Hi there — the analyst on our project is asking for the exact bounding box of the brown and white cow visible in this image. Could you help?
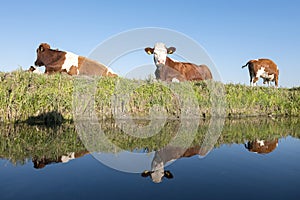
[34,43,117,77]
[32,150,90,169]
[242,58,279,87]
[141,145,209,183]
[245,139,278,154]
[145,43,213,82]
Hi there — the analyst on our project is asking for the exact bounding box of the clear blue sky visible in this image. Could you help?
[0,0,299,87]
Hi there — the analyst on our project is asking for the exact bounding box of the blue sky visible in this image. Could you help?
[0,0,299,87]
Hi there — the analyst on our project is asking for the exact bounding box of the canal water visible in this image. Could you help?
[0,117,299,200]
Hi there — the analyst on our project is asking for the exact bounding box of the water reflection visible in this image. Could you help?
[32,150,89,169]
[0,117,299,171]
[245,139,278,154]
[0,123,87,167]
[141,145,205,183]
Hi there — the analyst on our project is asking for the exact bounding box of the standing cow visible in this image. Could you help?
[145,42,213,82]
[242,58,279,87]
[34,43,117,77]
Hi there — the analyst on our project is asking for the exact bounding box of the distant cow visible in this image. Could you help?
[34,43,117,77]
[145,43,213,82]
[245,139,278,154]
[242,58,279,87]
[141,145,209,183]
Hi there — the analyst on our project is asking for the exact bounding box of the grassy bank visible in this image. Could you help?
[0,70,300,123]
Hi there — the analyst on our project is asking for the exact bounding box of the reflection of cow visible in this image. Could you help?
[32,150,89,169]
[245,139,278,154]
[141,145,209,183]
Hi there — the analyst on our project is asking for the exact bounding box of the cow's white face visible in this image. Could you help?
[145,43,176,68]
[153,43,168,67]
[151,160,165,183]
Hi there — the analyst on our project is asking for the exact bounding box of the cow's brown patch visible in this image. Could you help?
[164,57,213,81]
[68,65,78,75]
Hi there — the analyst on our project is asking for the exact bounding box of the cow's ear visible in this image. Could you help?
[38,43,50,52]
[164,170,174,179]
[145,47,154,55]
[39,46,45,52]
[167,47,176,54]
[141,170,152,177]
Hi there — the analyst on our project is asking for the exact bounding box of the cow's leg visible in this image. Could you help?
[275,75,278,88]
[263,78,270,86]
[250,75,254,86]
[249,70,255,86]
[253,77,259,86]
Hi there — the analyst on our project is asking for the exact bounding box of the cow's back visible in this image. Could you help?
[198,64,213,80]
[78,57,117,77]
[179,63,212,81]
[257,59,278,71]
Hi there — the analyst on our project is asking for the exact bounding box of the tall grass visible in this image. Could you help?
[0,70,299,123]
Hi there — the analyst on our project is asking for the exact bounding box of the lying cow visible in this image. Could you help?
[34,43,117,77]
[245,139,278,154]
[32,150,89,169]
[242,58,279,87]
[145,43,213,82]
[141,145,209,183]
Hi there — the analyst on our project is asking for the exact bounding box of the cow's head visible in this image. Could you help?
[141,158,173,183]
[34,43,51,66]
[145,43,176,67]
[141,169,173,183]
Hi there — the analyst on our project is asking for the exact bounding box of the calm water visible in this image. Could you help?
[0,117,300,200]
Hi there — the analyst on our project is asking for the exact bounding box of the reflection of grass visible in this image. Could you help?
[1,117,299,166]
[102,119,180,151]
[0,70,300,123]
[0,123,86,166]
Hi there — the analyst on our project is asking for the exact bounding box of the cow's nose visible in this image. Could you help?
[158,59,164,64]
[34,60,40,66]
